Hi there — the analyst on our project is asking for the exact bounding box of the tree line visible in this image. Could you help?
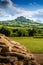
[0,26,43,37]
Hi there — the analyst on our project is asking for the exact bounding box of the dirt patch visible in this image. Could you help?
[34,53,43,65]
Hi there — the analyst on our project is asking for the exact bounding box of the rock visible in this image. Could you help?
[0,34,40,65]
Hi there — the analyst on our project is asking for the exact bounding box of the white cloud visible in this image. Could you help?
[0,9,12,17]
[0,0,43,23]
[13,9,43,23]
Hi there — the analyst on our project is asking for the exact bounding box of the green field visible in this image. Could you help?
[9,37,43,53]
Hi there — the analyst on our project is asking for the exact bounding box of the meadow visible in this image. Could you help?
[9,37,43,53]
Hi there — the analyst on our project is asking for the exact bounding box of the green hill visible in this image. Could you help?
[0,16,43,29]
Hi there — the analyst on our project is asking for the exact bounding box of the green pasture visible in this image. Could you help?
[9,37,43,53]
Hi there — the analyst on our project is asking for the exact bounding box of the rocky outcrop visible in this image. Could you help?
[0,34,40,65]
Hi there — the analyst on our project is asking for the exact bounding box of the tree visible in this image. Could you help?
[0,27,12,36]
[28,29,37,36]
[17,29,28,37]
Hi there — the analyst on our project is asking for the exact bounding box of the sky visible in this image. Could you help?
[0,0,43,23]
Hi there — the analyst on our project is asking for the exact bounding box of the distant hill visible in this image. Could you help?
[15,16,35,23]
[14,16,41,26]
[0,16,43,28]
[15,16,27,22]
[14,16,40,24]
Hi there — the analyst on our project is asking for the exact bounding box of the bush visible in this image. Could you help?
[17,29,28,37]
[28,29,37,36]
[0,27,12,36]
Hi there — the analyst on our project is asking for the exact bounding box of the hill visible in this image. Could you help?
[0,16,43,29]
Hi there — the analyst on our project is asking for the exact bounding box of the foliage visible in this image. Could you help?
[0,16,43,37]
[0,26,43,37]
[17,29,28,36]
[0,27,12,36]
[28,29,37,36]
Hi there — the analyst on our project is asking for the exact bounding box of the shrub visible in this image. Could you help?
[17,29,28,37]
[0,27,12,36]
[28,29,37,36]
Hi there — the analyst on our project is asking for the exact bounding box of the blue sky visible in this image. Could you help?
[0,0,43,23]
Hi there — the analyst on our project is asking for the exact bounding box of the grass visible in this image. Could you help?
[9,37,43,53]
